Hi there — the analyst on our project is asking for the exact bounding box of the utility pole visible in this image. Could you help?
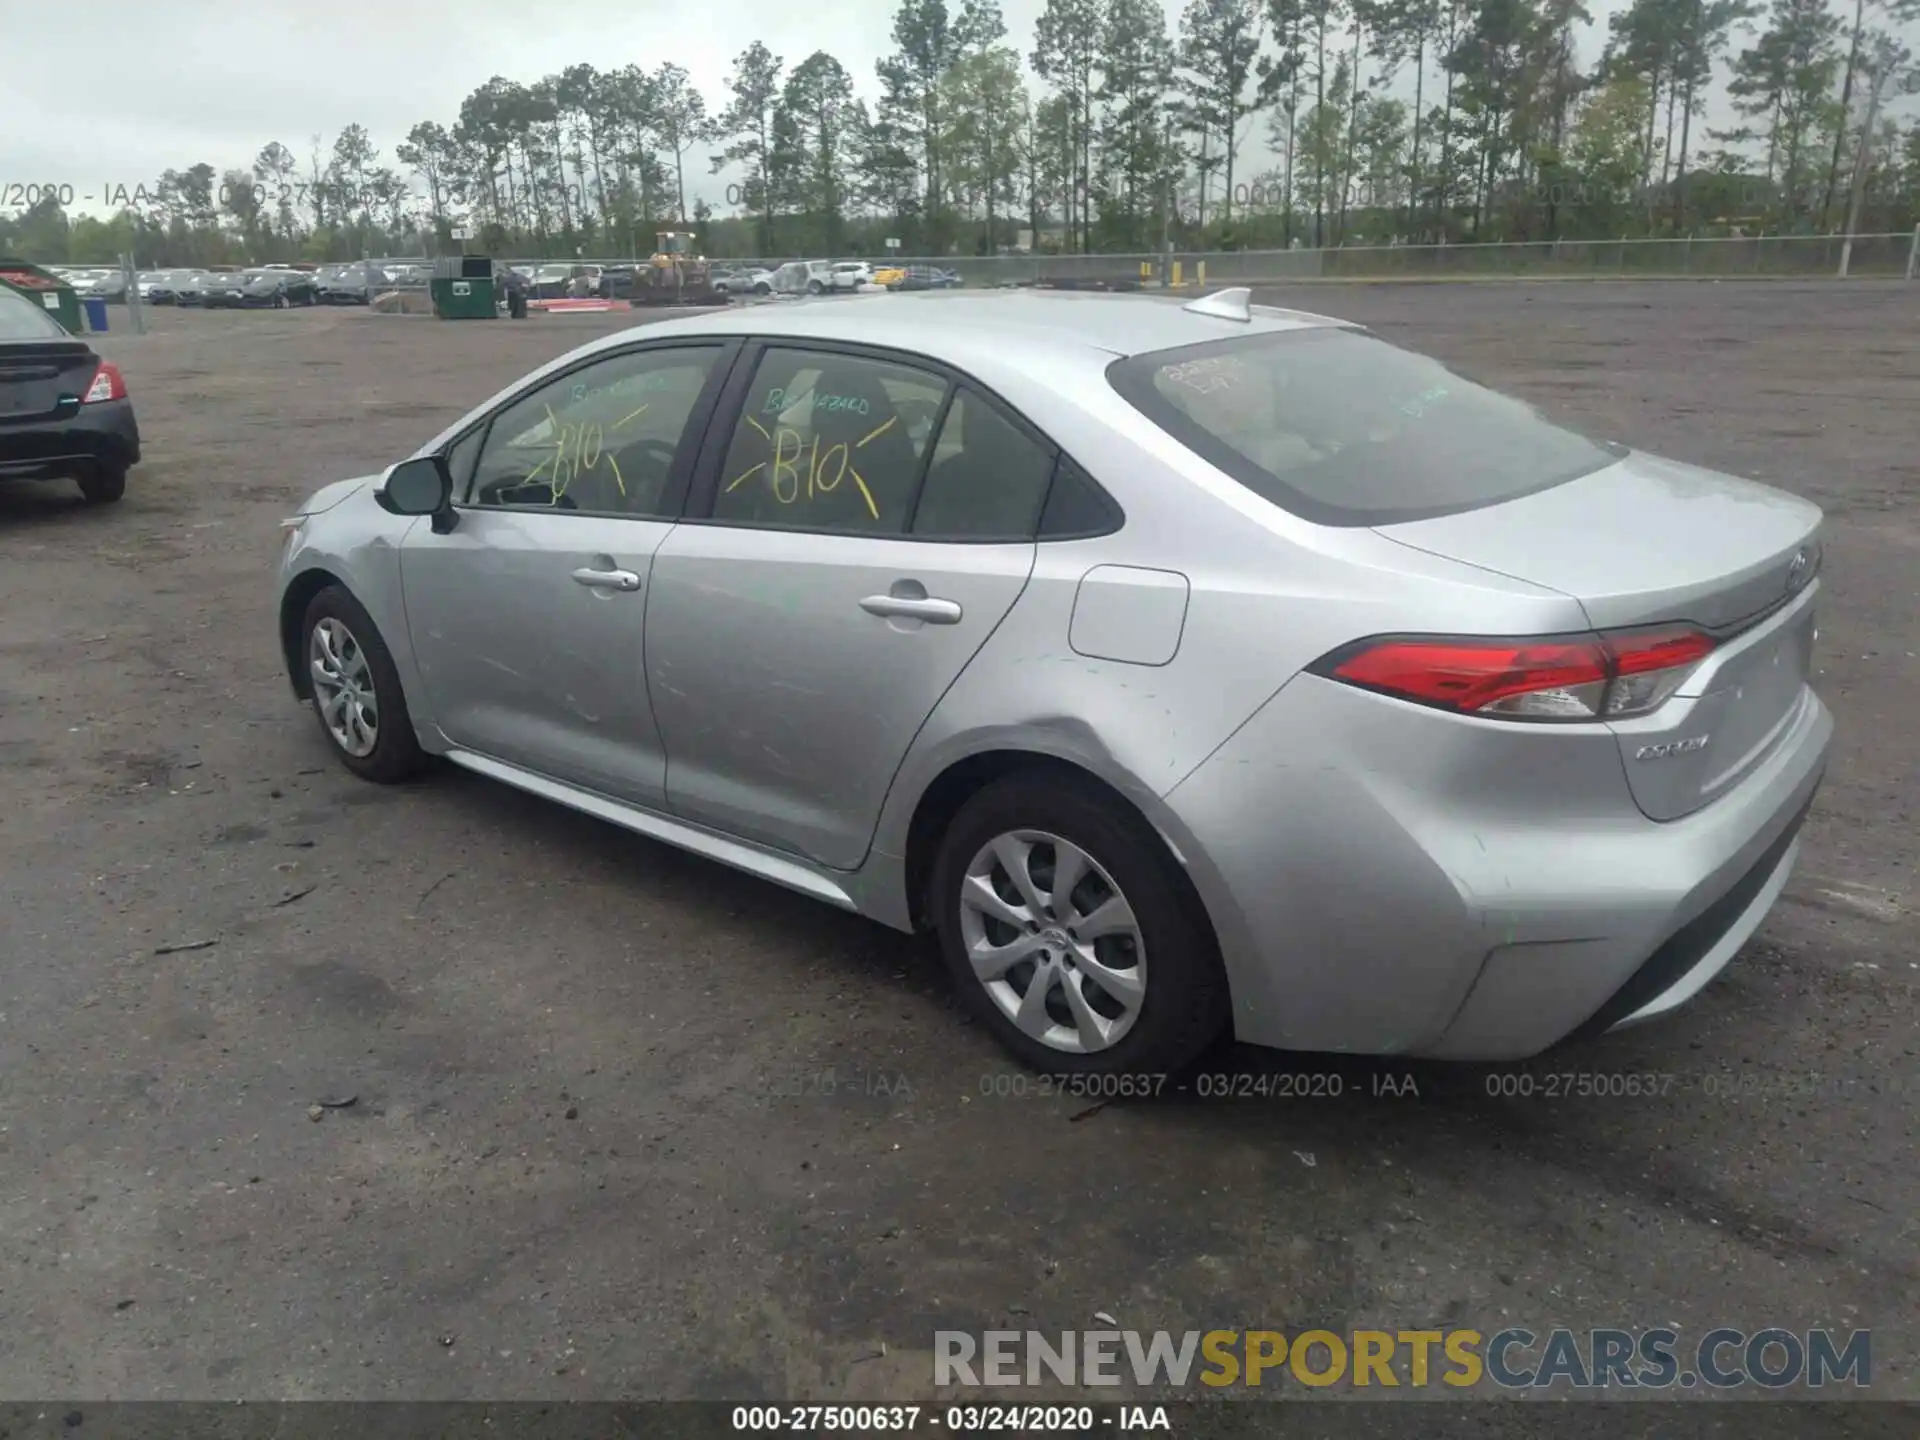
[1838,43,1899,278]
[1835,84,1880,277]
[1161,114,1175,287]
[122,252,145,334]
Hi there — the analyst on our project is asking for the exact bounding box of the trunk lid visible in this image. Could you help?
[0,341,98,424]
[1375,450,1824,821]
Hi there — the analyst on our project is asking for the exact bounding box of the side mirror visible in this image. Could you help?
[376,455,457,532]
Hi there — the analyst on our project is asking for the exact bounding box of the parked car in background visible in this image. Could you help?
[712,266,774,296]
[599,265,639,299]
[829,261,874,291]
[895,265,963,291]
[82,271,130,303]
[172,271,215,307]
[137,271,182,304]
[200,273,252,309]
[871,264,906,287]
[527,264,604,299]
[0,282,139,504]
[315,263,389,305]
[205,268,319,309]
[769,260,837,296]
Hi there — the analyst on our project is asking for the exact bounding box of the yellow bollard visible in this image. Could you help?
[1197,260,1206,288]
[1171,261,1183,288]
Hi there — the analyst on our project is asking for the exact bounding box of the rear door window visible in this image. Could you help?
[710,347,946,534]
[1107,328,1618,527]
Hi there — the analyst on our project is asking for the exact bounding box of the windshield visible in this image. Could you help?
[1107,327,1617,528]
[0,287,70,340]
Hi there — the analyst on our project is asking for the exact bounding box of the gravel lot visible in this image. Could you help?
[0,284,1912,1412]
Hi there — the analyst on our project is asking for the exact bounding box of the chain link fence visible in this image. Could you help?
[710,231,1920,286]
[353,230,1918,316]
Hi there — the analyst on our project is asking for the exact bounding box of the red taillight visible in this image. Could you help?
[82,361,127,403]
[1315,625,1716,722]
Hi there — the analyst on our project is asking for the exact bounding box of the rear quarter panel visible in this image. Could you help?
[866,346,1591,914]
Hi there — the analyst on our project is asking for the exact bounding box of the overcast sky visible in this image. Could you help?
[0,0,1772,220]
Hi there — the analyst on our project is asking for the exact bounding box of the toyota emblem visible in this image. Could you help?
[1785,547,1811,593]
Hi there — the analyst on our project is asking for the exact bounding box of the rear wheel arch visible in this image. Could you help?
[902,750,1220,949]
[916,753,1233,1072]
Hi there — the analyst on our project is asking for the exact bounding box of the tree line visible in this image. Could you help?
[5,0,1918,268]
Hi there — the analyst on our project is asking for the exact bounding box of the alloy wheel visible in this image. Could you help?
[957,829,1147,1054]
[309,617,379,757]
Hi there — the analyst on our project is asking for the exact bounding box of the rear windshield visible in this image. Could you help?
[1107,328,1617,527]
[0,287,69,340]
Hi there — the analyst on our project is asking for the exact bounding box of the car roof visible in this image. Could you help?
[624,288,1353,362]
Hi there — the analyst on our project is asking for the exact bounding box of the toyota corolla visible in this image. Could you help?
[273,288,1831,1075]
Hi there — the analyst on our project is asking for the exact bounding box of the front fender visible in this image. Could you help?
[278,490,436,741]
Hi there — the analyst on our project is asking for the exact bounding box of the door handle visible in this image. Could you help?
[572,566,642,592]
[860,593,963,624]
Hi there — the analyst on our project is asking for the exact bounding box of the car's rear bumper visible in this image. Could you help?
[0,398,142,479]
[1161,674,1833,1059]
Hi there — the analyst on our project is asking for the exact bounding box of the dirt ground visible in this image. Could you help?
[0,285,1913,1413]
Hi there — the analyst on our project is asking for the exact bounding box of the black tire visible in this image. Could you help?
[930,772,1229,1077]
[76,464,126,504]
[299,584,426,783]
[807,279,824,295]
[754,282,771,295]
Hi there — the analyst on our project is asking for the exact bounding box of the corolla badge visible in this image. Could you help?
[1636,735,1711,761]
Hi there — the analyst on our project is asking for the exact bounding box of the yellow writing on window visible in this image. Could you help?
[726,421,884,521]
[521,402,626,503]
[771,428,803,503]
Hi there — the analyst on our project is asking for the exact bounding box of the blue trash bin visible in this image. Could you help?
[82,296,109,332]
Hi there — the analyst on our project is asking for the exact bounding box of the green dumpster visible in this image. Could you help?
[430,255,496,319]
[0,258,83,335]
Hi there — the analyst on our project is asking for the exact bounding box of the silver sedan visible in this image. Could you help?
[274,288,1831,1074]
